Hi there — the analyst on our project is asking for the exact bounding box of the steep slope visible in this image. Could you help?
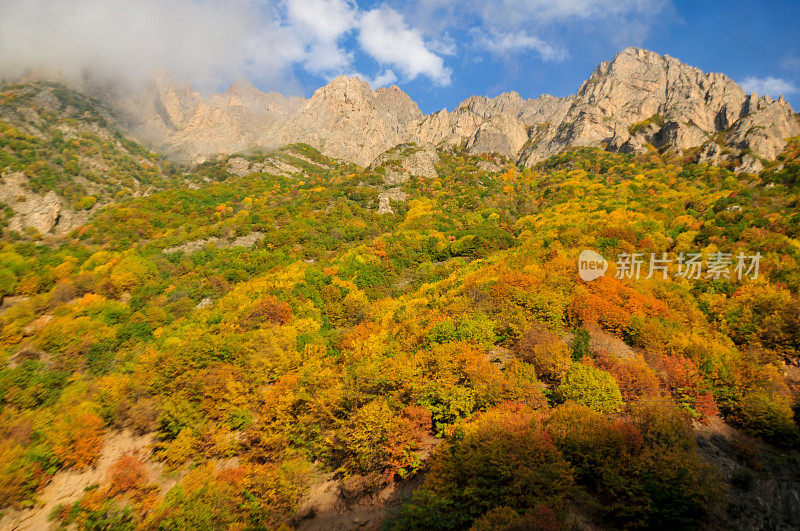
[411,92,572,157]
[276,77,423,166]
[105,73,304,162]
[1,142,799,529]
[4,48,798,238]
[410,48,799,170]
[0,82,185,236]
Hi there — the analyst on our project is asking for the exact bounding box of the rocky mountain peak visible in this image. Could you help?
[225,80,267,106]
[227,79,261,98]
[309,76,421,120]
[520,47,799,169]
[311,75,371,103]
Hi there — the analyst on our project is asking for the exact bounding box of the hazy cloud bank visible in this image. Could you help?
[0,0,450,91]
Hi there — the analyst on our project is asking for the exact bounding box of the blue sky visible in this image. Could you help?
[2,0,799,114]
[301,0,800,113]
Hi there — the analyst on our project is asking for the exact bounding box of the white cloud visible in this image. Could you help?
[430,34,458,56]
[285,0,357,73]
[0,0,289,90]
[740,76,799,97]
[286,0,356,42]
[397,0,670,58]
[358,7,451,85]
[481,32,568,62]
[369,69,399,87]
[0,0,449,91]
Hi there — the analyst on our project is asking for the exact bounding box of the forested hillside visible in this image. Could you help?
[1,103,799,530]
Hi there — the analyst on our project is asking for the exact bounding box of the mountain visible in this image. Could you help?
[3,46,800,530]
[273,77,422,166]
[3,48,799,238]
[94,48,799,172]
[101,73,305,162]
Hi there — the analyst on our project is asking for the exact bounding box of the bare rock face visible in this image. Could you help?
[697,141,725,166]
[729,95,800,161]
[162,231,265,255]
[402,148,439,179]
[277,77,423,166]
[226,155,305,178]
[465,114,529,157]
[109,74,304,162]
[114,75,421,166]
[370,144,436,214]
[408,108,484,151]
[458,92,572,128]
[377,188,407,214]
[409,92,572,160]
[0,172,88,236]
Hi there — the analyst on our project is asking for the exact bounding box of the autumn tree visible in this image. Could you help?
[394,403,574,529]
[555,362,623,413]
[515,323,571,382]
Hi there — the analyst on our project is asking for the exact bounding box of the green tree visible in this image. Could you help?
[555,363,623,413]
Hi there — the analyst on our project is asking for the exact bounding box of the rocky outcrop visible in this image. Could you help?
[0,171,88,236]
[464,114,529,157]
[377,188,407,214]
[110,75,421,166]
[162,231,266,254]
[0,83,179,237]
[408,108,484,151]
[408,92,572,159]
[370,145,439,184]
[226,154,310,178]
[108,74,304,161]
[728,95,800,166]
[276,78,423,166]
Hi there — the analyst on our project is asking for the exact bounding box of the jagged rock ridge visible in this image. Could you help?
[49,48,800,171]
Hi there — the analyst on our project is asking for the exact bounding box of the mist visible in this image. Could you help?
[0,0,299,92]
[0,0,456,96]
